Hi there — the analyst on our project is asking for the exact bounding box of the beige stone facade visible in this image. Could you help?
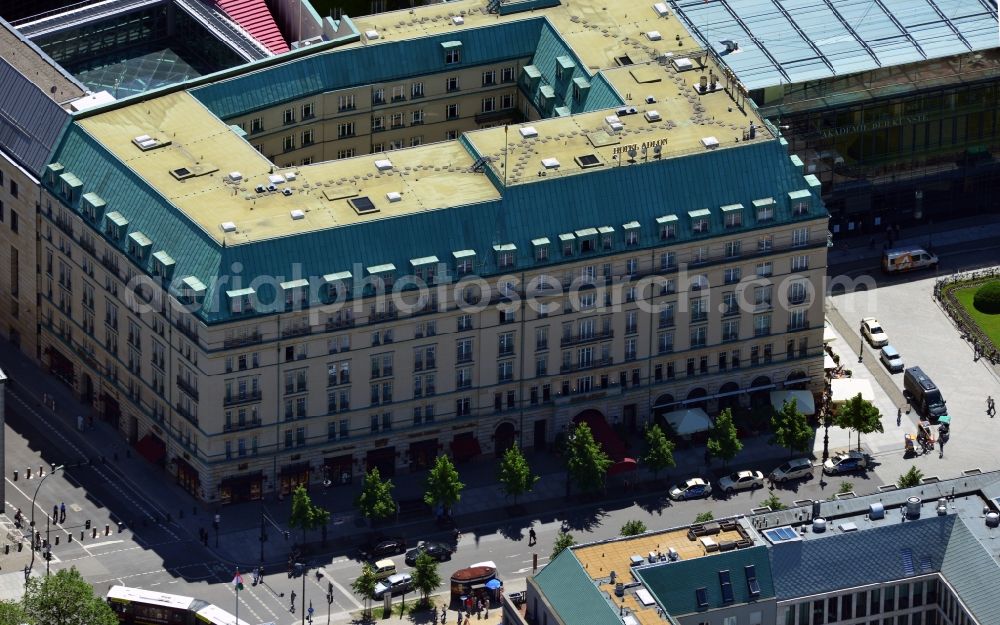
[0,154,39,360]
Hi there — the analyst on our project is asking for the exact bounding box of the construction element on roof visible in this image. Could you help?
[214,0,289,54]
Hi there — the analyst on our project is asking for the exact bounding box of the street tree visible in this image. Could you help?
[564,422,612,495]
[898,466,924,488]
[423,455,465,518]
[497,446,540,505]
[760,492,787,511]
[694,511,715,524]
[21,567,117,625]
[356,468,396,525]
[351,562,379,617]
[288,485,331,543]
[552,531,576,560]
[834,393,884,450]
[642,424,676,482]
[620,520,647,536]
[0,601,26,625]
[410,552,442,607]
[707,408,743,467]
[770,398,814,457]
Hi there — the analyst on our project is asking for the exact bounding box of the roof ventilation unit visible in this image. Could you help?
[672,57,693,72]
[349,196,379,215]
[290,210,305,220]
[574,154,602,169]
[605,115,624,133]
[987,512,1000,528]
[365,29,380,40]
[652,2,668,16]
[701,136,719,149]
[906,497,921,520]
[268,174,286,185]
[646,31,662,41]
[541,158,560,169]
[644,110,661,122]
[812,518,827,533]
[452,15,464,24]
[519,126,538,139]
[284,171,297,181]
[386,192,402,203]
[227,172,243,183]
[220,222,237,233]
[132,134,163,151]
[282,188,293,196]
[374,158,393,172]
[869,502,885,520]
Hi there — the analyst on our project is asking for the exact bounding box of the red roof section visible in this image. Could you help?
[215,0,290,54]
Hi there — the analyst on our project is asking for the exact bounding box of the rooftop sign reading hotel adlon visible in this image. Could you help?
[612,137,668,156]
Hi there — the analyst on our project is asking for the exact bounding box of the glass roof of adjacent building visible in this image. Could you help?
[669,0,999,90]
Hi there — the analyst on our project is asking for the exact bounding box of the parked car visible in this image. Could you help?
[373,573,412,599]
[718,470,765,493]
[903,366,948,420]
[879,345,904,373]
[668,478,712,500]
[405,541,453,565]
[861,317,889,347]
[823,450,868,475]
[359,536,407,561]
[769,458,813,483]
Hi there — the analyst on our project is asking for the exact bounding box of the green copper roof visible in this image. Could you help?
[533,549,620,625]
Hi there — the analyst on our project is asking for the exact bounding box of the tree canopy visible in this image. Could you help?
[497,446,539,505]
[551,531,576,560]
[707,408,743,467]
[642,424,676,480]
[16,567,117,625]
[423,455,465,515]
[834,393,884,450]
[564,422,612,494]
[355,468,396,523]
[770,398,814,457]
[410,552,442,605]
[898,466,924,488]
[351,563,378,615]
[288,485,330,541]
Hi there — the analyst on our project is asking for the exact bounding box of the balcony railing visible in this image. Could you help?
[176,376,199,401]
[175,403,199,426]
[224,390,262,406]
[223,332,262,349]
[560,329,613,347]
[560,357,613,374]
[326,317,355,331]
[224,419,262,432]
[282,325,312,338]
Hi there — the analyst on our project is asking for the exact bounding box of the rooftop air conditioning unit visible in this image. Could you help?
[227,172,243,183]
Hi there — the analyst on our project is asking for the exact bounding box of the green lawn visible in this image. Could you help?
[953,286,1000,349]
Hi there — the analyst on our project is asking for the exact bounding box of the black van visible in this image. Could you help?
[903,366,947,420]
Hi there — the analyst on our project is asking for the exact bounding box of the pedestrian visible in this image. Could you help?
[528,528,536,546]
[53,505,58,521]
[442,606,447,624]
[290,590,296,612]
[988,395,995,417]
[897,408,902,426]
[60,502,66,523]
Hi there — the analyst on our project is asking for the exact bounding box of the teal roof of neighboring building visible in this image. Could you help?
[533,549,621,625]
[636,546,774,616]
[941,517,1000,625]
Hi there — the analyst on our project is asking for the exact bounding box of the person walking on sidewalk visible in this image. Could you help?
[290,590,296,613]
[60,502,66,524]
[528,528,536,546]
[988,395,995,417]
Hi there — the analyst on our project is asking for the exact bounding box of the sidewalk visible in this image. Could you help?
[826,213,1000,268]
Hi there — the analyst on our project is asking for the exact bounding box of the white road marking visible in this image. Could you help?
[329,577,364,610]
[85,540,125,549]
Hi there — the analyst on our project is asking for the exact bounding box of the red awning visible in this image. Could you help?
[609,458,638,475]
[450,437,482,462]
[135,434,166,465]
[574,410,628,461]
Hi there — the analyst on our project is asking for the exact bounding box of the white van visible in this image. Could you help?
[882,247,938,273]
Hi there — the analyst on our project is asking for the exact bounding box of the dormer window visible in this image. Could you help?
[493,243,517,269]
[559,233,575,256]
[656,215,678,240]
[178,275,206,306]
[575,228,598,253]
[59,172,82,203]
[367,264,396,291]
[789,190,811,216]
[721,204,743,228]
[689,209,711,234]
[81,192,105,223]
[410,256,440,284]
[281,279,310,310]
[127,231,152,260]
[532,238,550,262]
[105,211,128,241]
[442,41,462,64]
[555,55,575,80]
[323,271,352,303]
[754,198,775,222]
[598,226,614,250]
[227,287,256,315]
[623,221,640,246]
[151,250,175,279]
[453,250,476,276]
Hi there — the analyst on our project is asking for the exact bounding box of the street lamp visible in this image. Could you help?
[28,464,63,582]
[296,562,308,625]
[822,406,832,462]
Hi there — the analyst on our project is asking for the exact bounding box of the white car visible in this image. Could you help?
[861,317,888,347]
[668,478,712,500]
[769,458,813,483]
[718,470,765,494]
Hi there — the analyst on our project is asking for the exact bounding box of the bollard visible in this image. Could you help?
[68,534,72,543]
[105,524,110,536]
[13,470,17,480]
[92,528,97,539]
[118,522,123,533]
[39,466,43,477]
[4,544,8,554]
[80,531,84,541]
[26,467,31,479]
[55,536,59,545]
[17,542,22,552]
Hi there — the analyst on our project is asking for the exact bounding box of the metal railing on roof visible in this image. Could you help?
[16,0,163,37]
[174,0,271,62]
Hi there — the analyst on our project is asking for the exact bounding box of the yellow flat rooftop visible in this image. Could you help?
[77,0,769,245]
[79,92,501,245]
